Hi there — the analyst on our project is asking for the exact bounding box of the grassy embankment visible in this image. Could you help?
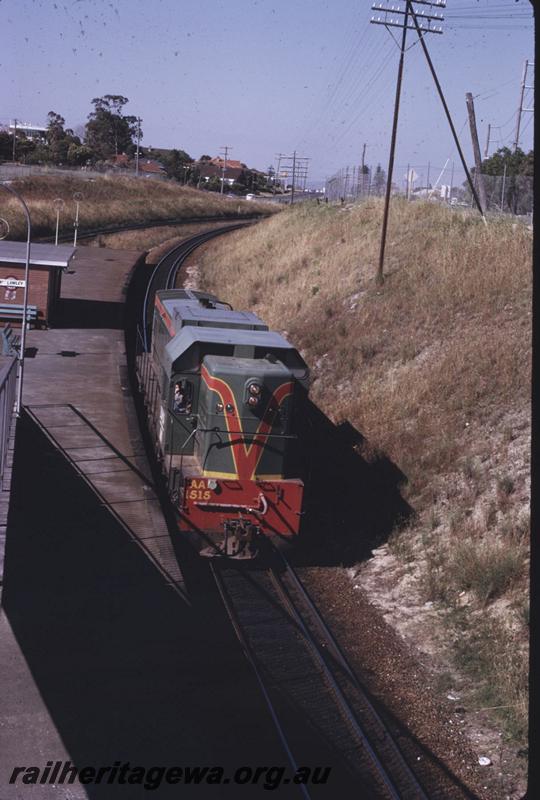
[1,174,274,242]
[195,198,531,742]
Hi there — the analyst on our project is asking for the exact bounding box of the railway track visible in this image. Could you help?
[130,229,451,797]
[140,222,252,351]
[211,552,432,799]
[41,212,265,244]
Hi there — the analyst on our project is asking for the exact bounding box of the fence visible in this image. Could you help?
[325,165,533,216]
[0,358,17,490]
[0,163,167,182]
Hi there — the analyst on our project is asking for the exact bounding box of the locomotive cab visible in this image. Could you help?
[197,354,296,480]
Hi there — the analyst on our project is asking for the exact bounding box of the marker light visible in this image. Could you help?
[216,402,224,413]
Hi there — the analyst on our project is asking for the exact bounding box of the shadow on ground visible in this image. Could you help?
[295,399,412,566]
[53,298,125,329]
[2,412,302,798]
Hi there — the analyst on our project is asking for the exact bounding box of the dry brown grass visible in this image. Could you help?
[0,174,275,241]
[195,197,531,742]
[86,222,223,258]
[196,199,530,484]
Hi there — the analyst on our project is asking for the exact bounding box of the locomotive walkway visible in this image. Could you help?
[0,246,293,799]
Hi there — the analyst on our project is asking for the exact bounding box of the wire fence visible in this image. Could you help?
[325,166,533,216]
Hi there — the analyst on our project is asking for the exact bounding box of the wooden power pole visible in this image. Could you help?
[466,92,488,214]
[12,119,17,163]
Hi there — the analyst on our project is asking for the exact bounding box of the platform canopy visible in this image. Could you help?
[0,241,76,268]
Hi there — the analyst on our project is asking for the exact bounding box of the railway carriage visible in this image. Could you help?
[137,289,309,558]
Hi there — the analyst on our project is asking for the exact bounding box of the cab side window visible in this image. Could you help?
[172,379,193,415]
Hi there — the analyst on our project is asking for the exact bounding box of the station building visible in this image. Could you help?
[0,241,76,327]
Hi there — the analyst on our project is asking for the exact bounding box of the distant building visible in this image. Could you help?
[8,122,47,142]
[110,153,130,168]
[139,159,166,177]
[197,157,245,185]
[108,154,167,178]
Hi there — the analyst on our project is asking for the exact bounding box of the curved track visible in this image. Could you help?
[211,552,432,800]
[140,222,251,351]
[45,213,265,245]
[132,227,434,796]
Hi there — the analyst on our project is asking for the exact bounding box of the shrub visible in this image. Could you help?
[449,538,526,605]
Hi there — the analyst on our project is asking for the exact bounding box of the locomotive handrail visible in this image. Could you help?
[201,426,298,439]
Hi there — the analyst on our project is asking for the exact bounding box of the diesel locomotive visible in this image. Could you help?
[136,288,309,558]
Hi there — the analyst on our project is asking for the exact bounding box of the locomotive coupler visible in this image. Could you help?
[222,520,260,559]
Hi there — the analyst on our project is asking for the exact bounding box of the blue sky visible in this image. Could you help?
[1,0,534,186]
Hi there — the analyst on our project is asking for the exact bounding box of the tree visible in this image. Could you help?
[481,146,533,178]
[204,176,222,192]
[12,133,36,163]
[85,95,139,159]
[67,143,95,166]
[0,132,13,161]
[161,148,193,182]
[199,154,212,162]
[46,111,66,145]
[467,147,534,214]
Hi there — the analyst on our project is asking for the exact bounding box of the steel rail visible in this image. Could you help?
[40,213,266,244]
[267,565,403,800]
[141,223,251,351]
[271,559,432,800]
[209,562,314,800]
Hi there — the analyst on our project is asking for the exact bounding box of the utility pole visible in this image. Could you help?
[371,1,411,283]
[275,153,285,194]
[361,143,367,197]
[220,145,231,194]
[12,119,17,162]
[501,163,507,213]
[484,123,491,159]
[135,117,141,176]
[370,0,446,283]
[406,163,411,198]
[406,5,486,222]
[466,92,488,214]
[277,153,309,204]
[290,150,296,205]
[513,59,534,152]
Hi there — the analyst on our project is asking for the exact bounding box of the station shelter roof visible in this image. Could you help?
[0,241,76,268]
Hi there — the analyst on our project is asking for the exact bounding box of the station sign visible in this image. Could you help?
[0,278,26,288]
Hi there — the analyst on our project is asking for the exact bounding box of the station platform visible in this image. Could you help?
[0,246,286,798]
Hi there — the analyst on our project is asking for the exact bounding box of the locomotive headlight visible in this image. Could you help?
[249,383,261,396]
[247,395,259,407]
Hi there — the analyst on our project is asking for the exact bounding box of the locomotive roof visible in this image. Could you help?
[159,296,267,332]
[164,326,309,384]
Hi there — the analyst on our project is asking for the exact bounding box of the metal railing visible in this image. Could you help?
[0,358,17,489]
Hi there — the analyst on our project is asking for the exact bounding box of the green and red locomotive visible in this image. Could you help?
[137,289,309,558]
